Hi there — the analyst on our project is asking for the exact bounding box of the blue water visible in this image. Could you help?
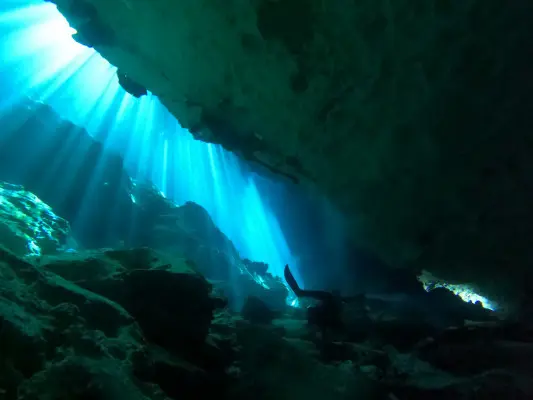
[0,0,301,281]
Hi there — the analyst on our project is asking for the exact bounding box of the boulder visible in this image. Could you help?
[41,247,224,360]
[241,296,276,324]
[0,182,70,257]
[0,246,166,399]
[0,245,232,399]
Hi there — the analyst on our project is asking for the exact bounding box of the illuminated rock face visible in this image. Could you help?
[0,182,70,256]
[49,0,533,303]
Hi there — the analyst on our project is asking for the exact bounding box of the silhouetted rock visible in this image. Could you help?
[0,98,134,249]
[127,181,289,310]
[242,259,268,276]
[117,69,148,98]
[241,296,275,324]
[213,269,289,312]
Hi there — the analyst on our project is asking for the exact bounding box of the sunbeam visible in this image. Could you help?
[0,0,297,279]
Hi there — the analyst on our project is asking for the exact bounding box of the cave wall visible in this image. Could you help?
[48,0,533,304]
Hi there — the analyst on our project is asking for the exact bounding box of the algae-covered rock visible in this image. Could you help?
[0,182,70,257]
[230,323,383,400]
[2,243,532,399]
[0,246,224,399]
[17,355,168,400]
[0,246,165,399]
[41,247,226,361]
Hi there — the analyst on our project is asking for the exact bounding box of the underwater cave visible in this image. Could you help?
[0,0,532,398]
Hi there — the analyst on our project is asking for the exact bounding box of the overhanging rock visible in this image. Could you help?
[48,0,533,305]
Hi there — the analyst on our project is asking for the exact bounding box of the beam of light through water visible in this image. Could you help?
[0,1,498,312]
[0,0,297,280]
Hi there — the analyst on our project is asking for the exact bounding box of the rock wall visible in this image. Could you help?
[46,0,533,304]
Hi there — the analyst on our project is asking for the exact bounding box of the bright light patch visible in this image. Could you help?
[419,271,496,311]
[22,4,78,46]
[0,182,67,256]
[0,1,123,122]
[288,297,299,308]
[240,179,296,277]
[1,2,90,88]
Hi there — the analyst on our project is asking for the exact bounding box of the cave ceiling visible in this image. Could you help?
[47,0,533,305]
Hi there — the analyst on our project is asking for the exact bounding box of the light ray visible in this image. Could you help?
[0,0,297,286]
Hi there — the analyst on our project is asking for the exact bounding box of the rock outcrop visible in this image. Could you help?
[0,186,529,398]
[0,182,70,257]
[0,100,288,310]
[2,244,532,399]
[38,247,222,362]
[0,246,214,399]
[126,181,290,310]
[47,0,533,305]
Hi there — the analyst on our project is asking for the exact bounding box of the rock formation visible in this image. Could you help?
[2,243,532,398]
[0,182,69,257]
[0,99,288,309]
[46,0,533,306]
[0,245,218,399]
[0,97,133,249]
[0,179,531,398]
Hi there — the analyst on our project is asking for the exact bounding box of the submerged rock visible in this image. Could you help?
[0,245,376,399]
[0,98,133,249]
[129,181,289,310]
[0,245,230,399]
[230,324,383,400]
[2,242,532,399]
[0,182,70,257]
[0,246,163,399]
[241,296,276,324]
[41,247,223,360]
